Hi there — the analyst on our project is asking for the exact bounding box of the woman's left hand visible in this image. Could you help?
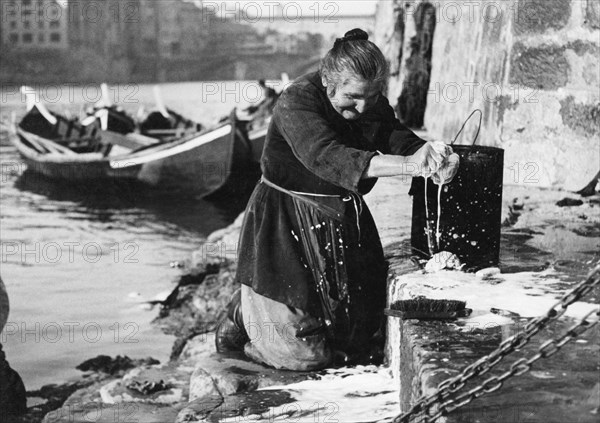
[432,153,460,185]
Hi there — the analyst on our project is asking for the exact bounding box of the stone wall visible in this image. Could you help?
[375,0,599,190]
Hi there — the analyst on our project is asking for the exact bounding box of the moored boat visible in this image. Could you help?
[86,85,204,142]
[9,101,259,198]
[139,108,204,142]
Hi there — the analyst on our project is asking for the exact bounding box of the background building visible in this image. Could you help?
[1,0,68,50]
[0,0,376,84]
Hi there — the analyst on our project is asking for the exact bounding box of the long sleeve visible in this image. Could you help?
[359,95,426,156]
[274,84,377,193]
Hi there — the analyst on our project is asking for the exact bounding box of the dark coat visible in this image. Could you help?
[235,71,425,347]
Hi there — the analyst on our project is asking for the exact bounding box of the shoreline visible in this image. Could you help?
[9,181,599,423]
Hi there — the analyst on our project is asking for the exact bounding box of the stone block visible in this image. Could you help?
[567,40,600,57]
[559,96,600,138]
[509,43,569,90]
[513,0,571,35]
[585,0,600,29]
[189,367,221,402]
[43,403,181,423]
[582,60,599,86]
[97,364,192,405]
[176,396,223,423]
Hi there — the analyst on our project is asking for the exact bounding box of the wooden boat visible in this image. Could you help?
[89,105,204,141]
[93,84,268,162]
[139,108,203,142]
[86,85,203,142]
[84,105,137,135]
[81,84,136,135]
[138,86,204,142]
[9,102,259,198]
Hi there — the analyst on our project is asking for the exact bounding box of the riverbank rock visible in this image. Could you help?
[76,355,160,376]
[98,363,193,405]
[176,396,224,423]
[185,335,313,400]
[153,261,241,363]
[43,403,183,423]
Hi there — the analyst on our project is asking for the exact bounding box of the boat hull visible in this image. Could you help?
[11,117,258,198]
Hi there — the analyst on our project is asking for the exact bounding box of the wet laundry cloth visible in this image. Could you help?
[234,71,426,369]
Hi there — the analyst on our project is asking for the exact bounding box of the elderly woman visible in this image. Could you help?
[218,29,458,370]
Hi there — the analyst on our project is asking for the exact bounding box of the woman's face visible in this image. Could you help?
[323,75,381,120]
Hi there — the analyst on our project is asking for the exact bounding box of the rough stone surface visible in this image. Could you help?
[203,390,294,422]
[43,403,182,423]
[189,368,221,402]
[396,2,436,128]
[567,40,600,57]
[152,260,238,342]
[586,0,600,29]
[419,0,514,149]
[395,315,600,423]
[75,355,160,375]
[176,396,224,423]
[582,60,599,86]
[559,96,600,137]
[496,95,519,127]
[509,43,570,90]
[189,351,313,399]
[179,332,217,364]
[500,91,599,191]
[378,0,598,192]
[97,364,192,405]
[512,0,572,35]
[374,0,407,105]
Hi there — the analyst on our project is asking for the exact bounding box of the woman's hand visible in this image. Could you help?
[362,141,456,179]
[408,141,453,177]
[432,152,460,185]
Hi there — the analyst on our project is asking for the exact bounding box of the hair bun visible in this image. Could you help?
[344,28,369,41]
[333,28,369,48]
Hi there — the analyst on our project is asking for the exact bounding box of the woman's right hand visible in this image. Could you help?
[407,141,452,177]
[362,142,453,179]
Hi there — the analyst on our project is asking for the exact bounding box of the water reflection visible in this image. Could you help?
[1,113,252,390]
[13,169,250,235]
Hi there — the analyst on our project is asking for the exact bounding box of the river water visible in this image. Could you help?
[0,81,262,390]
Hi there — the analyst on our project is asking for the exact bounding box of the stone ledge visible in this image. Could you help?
[385,188,599,422]
[389,310,599,422]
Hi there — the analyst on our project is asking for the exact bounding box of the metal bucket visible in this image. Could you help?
[409,144,504,270]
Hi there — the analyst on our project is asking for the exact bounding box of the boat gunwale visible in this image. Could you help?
[12,120,234,166]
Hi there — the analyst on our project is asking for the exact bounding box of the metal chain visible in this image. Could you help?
[394,264,600,423]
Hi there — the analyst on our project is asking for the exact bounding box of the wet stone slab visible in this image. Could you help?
[386,257,599,422]
[403,317,600,423]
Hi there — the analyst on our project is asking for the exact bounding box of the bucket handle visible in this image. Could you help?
[451,109,482,147]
